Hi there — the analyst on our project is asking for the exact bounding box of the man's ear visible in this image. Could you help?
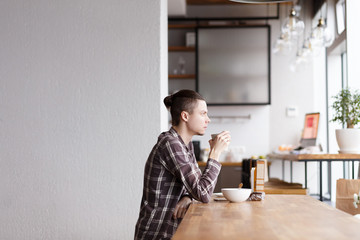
[180,111,190,122]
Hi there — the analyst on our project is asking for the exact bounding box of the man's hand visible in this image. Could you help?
[209,131,231,160]
[173,196,192,219]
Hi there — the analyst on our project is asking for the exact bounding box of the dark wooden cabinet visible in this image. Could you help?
[168,21,271,105]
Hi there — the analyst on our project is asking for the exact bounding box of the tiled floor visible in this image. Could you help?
[309,194,336,207]
[323,200,336,207]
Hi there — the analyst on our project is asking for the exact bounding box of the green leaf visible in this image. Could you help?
[330,89,360,128]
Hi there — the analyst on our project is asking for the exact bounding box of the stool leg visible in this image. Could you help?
[320,161,323,201]
[304,161,307,189]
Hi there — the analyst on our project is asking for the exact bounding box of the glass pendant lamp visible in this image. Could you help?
[282,7,305,40]
[273,32,293,55]
[300,38,313,59]
[298,2,313,60]
[310,17,334,48]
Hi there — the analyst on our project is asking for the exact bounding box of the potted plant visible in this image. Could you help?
[331,88,360,153]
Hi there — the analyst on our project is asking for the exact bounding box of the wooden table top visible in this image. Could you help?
[267,153,360,161]
[172,195,360,240]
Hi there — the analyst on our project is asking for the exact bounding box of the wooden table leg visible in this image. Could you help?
[290,161,293,183]
[304,161,307,189]
[319,160,323,201]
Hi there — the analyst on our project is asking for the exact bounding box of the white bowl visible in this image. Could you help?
[221,188,251,202]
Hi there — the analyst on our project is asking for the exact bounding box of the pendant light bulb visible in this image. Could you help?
[281,8,305,40]
[301,38,313,59]
[273,33,293,55]
[310,17,334,48]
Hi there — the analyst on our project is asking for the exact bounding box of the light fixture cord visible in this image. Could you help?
[320,0,324,18]
[294,0,299,8]
[297,28,301,50]
[325,0,328,23]
[302,0,306,40]
[279,3,284,33]
[296,0,303,50]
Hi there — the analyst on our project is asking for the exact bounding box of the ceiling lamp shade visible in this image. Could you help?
[281,8,305,40]
[310,17,334,48]
[229,0,293,3]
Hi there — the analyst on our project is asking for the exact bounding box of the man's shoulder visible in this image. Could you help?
[157,130,182,147]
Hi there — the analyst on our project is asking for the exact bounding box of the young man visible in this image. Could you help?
[134,90,231,240]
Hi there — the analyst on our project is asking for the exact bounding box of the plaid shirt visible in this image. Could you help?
[134,127,221,240]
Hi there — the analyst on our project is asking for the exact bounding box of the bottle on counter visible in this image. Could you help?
[201,148,210,162]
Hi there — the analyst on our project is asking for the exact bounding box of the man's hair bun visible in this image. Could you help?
[163,95,173,108]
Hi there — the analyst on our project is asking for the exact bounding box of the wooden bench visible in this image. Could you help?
[264,178,308,195]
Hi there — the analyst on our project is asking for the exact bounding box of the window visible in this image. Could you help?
[341,52,347,88]
[336,0,346,34]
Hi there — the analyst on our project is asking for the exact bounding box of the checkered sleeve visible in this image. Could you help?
[162,139,221,203]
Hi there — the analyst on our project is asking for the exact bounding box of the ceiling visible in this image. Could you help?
[168,0,287,17]
[170,0,322,18]
[186,0,291,4]
[186,0,322,17]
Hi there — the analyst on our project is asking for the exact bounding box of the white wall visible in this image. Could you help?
[347,0,360,90]
[193,106,270,159]
[0,1,167,239]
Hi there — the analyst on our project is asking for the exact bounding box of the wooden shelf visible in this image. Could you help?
[169,74,196,79]
[168,24,197,29]
[169,46,195,52]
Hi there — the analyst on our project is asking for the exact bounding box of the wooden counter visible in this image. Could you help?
[172,195,360,240]
[267,153,360,161]
[267,153,360,201]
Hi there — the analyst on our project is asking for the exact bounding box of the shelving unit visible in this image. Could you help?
[168,22,197,93]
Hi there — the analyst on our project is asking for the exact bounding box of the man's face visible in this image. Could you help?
[186,100,210,136]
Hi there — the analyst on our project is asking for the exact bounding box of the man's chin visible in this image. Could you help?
[196,131,205,136]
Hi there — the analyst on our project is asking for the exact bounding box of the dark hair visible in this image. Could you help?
[164,90,205,126]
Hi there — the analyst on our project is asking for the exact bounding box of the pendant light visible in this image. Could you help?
[281,6,305,41]
[309,1,333,49]
[289,0,310,72]
[273,3,293,55]
[299,0,313,60]
[273,32,293,55]
[310,17,334,48]
[301,38,313,59]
